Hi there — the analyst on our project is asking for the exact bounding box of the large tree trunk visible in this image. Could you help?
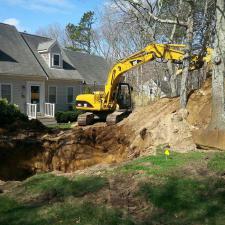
[168,0,183,97]
[167,22,178,97]
[209,0,225,129]
[180,3,194,108]
[193,0,225,150]
[167,62,178,97]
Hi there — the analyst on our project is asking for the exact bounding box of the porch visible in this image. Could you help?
[26,102,57,126]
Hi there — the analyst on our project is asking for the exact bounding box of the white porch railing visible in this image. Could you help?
[27,103,37,119]
[44,103,55,118]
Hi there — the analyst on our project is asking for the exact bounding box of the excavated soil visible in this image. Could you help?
[121,79,212,154]
[0,125,131,180]
[0,79,212,180]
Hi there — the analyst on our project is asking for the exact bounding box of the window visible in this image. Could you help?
[1,84,12,103]
[53,54,60,66]
[67,87,74,104]
[49,86,57,103]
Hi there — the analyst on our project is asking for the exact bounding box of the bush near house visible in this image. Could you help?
[0,99,28,126]
[55,110,81,123]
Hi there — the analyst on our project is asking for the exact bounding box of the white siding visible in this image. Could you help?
[46,80,82,111]
[0,75,45,113]
[0,75,104,114]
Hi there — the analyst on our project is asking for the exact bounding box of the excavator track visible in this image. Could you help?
[77,112,94,126]
[106,109,131,125]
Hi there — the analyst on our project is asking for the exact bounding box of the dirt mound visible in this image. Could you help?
[121,99,195,153]
[186,79,212,128]
[120,79,212,153]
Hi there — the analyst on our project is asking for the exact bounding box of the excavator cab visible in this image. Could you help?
[105,83,133,125]
[116,83,132,110]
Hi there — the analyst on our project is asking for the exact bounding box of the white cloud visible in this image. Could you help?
[3,18,24,31]
[4,0,75,14]
[3,18,20,26]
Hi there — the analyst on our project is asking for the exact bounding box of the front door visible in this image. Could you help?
[27,82,45,114]
[31,85,40,112]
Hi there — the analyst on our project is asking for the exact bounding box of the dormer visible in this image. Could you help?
[37,40,62,69]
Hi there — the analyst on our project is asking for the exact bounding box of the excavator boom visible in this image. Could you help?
[103,44,188,109]
[76,43,211,125]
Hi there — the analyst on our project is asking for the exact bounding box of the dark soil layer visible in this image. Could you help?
[0,125,131,181]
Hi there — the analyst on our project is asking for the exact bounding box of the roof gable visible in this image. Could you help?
[21,33,83,80]
[37,39,57,52]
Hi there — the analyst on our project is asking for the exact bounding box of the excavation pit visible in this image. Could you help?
[0,125,131,181]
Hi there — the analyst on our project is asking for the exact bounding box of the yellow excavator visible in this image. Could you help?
[76,43,211,125]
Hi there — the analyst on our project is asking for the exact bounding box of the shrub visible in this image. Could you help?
[0,99,28,126]
[55,110,80,123]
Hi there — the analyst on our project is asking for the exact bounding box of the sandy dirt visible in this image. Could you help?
[120,79,211,154]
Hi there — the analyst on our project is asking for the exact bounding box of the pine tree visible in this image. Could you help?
[66,11,95,54]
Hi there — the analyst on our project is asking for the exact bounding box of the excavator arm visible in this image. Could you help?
[76,43,211,125]
[103,44,188,109]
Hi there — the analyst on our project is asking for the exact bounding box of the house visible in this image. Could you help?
[142,79,168,100]
[0,23,109,121]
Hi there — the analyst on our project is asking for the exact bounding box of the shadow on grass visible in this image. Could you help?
[0,196,135,225]
[208,152,225,173]
[139,177,225,225]
[23,173,107,198]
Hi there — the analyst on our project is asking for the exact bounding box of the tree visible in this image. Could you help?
[209,0,225,129]
[113,0,215,107]
[179,0,195,108]
[66,11,95,54]
[92,2,151,63]
[36,23,68,47]
[193,0,225,150]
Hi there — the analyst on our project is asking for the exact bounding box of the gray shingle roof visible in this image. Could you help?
[0,23,108,83]
[64,49,109,85]
[21,33,83,81]
[0,23,46,77]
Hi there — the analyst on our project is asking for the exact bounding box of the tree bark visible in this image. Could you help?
[168,0,183,97]
[208,0,225,129]
[167,62,177,97]
[180,2,194,108]
[167,11,178,97]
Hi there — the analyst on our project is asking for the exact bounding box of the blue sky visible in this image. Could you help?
[0,0,106,33]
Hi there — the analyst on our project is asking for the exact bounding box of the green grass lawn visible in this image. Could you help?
[117,150,225,224]
[118,150,205,176]
[208,152,225,172]
[139,176,225,225]
[0,196,134,225]
[0,174,134,225]
[23,173,107,198]
[0,151,225,225]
